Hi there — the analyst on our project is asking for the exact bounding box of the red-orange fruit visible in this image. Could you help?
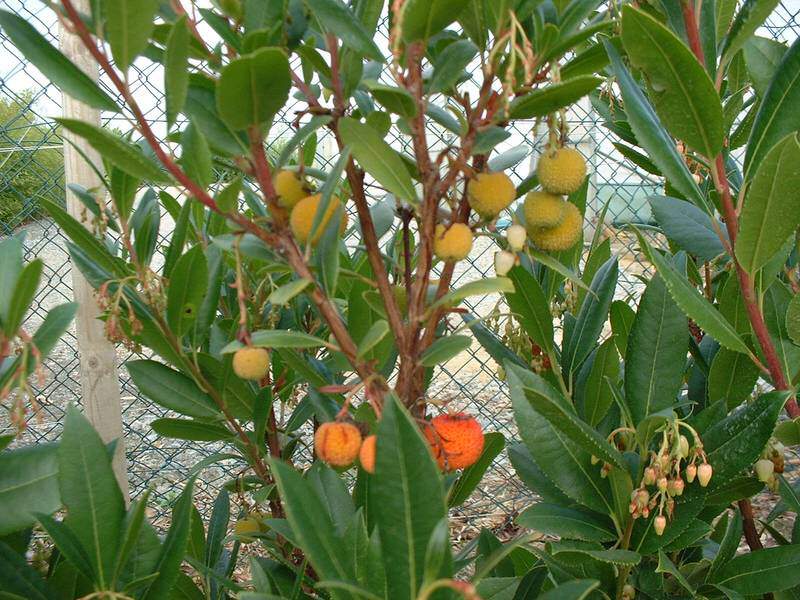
[359,434,377,474]
[315,422,362,468]
[424,413,484,471]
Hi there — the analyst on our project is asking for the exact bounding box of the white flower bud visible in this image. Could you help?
[494,251,516,276]
[754,458,775,483]
[505,224,527,251]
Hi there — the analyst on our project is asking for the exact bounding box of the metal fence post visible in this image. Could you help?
[59,0,129,501]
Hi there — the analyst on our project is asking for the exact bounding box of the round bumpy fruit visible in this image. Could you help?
[529,202,583,252]
[359,434,377,474]
[315,421,363,468]
[524,191,567,229]
[424,413,484,471]
[467,171,516,219]
[434,223,473,262]
[290,194,348,245]
[273,170,308,208]
[232,346,270,381]
[536,147,587,195]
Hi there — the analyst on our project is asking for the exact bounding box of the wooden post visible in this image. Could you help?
[60,1,129,501]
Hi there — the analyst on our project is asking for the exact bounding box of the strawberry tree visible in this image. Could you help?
[0,0,799,599]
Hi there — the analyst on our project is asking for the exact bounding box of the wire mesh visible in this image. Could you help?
[1,1,798,533]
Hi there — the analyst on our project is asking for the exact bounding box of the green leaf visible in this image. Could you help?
[0,444,60,536]
[621,6,723,157]
[166,246,208,336]
[419,335,472,367]
[509,76,602,119]
[277,116,332,168]
[112,492,151,585]
[656,549,695,595]
[270,460,354,589]
[357,320,390,360]
[0,540,58,600]
[509,365,626,470]
[745,37,800,179]
[127,360,220,419]
[0,236,22,331]
[36,513,95,581]
[562,258,618,376]
[610,300,635,357]
[744,36,787,97]
[427,39,477,93]
[141,478,196,600]
[58,407,126,588]
[721,0,781,65]
[708,347,760,409]
[649,196,727,261]
[223,330,328,352]
[374,396,449,599]
[775,418,800,446]
[736,133,800,273]
[448,432,504,507]
[604,40,705,209]
[165,16,190,129]
[151,418,234,442]
[516,504,616,543]
[104,0,159,70]
[711,544,800,595]
[305,0,382,61]
[269,278,313,306]
[634,230,749,354]
[217,48,291,130]
[506,266,554,354]
[507,365,614,516]
[703,391,788,483]
[537,580,600,600]
[462,314,527,371]
[339,117,417,203]
[401,0,467,42]
[185,77,249,156]
[625,274,688,425]
[4,259,41,338]
[56,119,169,183]
[787,293,800,345]
[364,82,416,118]
[0,10,119,112]
[432,277,515,310]
[180,123,213,190]
[579,338,619,427]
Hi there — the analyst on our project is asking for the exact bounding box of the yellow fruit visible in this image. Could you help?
[529,202,583,252]
[537,147,587,195]
[290,194,348,245]
[467,172,516,219]
[433,223,473,262]
[424,413,484,471]
[273,170,308,208]
[315,421,362,468]
[359,434,377,474]
[232,346,270,381]
[523,191,567,230]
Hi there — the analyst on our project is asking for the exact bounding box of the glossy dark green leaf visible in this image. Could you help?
[744,36,787,96]
[151,418,234,442]
[0,10,119,112]
[56,119,169,183]
[165,16,190,129]
[0,444,60,536]
[374,396,449,599]
[561,258,618,376]
[180,123,213,190]
[401,0,467,42]
[104,0,159,70]
[745,36,800,178]
[462,314,527,370]
[166,245,208,336]
[537,579,600,600]
[649,196,727,261]
[223,330,327,352]
[37,513,95,581]
[609,300,635,357]
[185,77,249,156]
[517,503,616,543]
[305,0,382,60]
[507,365,614,516]
[736,133,800,273]
[506,266,554,353]
[217,48,291,130]
[339,117,417,203]
[621,6,723,157]
[711,544,800,595]
[427,39,477,93]
[509,76,602,119]
[127,360,220,419]
[704,391,788,483]
[708,347,759,409]
[0,539,58,600]
[365,82,416,118]
[58,407,126,588]
[604,40,706,209]
[625,274,688,425]
[579,338,619,427]
[419,335,471,367]
[721,0,781,64]
[0,236,22,331]
[4,258,41,338]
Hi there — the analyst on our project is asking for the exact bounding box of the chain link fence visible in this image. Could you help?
[2,1,799,531]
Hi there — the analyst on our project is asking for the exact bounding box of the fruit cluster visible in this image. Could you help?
[313,413,485,474]
[754,439,786,492]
